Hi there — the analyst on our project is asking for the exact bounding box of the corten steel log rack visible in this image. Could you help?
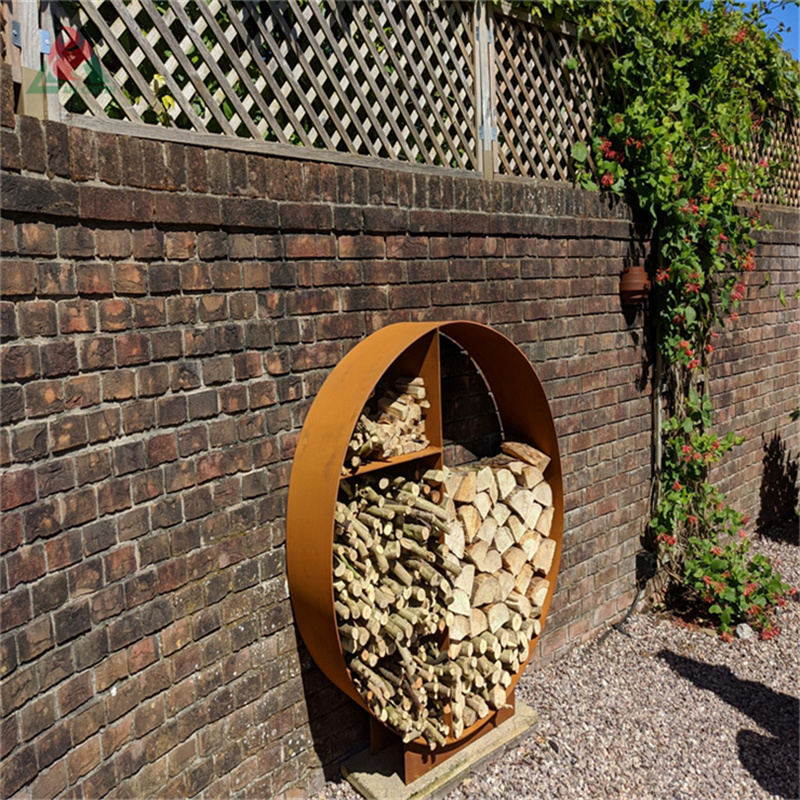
[287,321,563,784]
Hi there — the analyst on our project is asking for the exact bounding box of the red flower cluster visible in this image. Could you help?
[657,532,677,547]
[625,136,644,150]
[741,251,755,272]
[601,172,614,188]
[687,515,698,525]
[732,27,747,44]
[656,267,670,283]
[721,631,734,643]
[673,480,683,491]
[680,198,699,215]
[760,625,780,641]
[731,282,746,302]
[711,546,723,556]
[678,339,694,357]
[743,581,759,597]
[717,163,729,174]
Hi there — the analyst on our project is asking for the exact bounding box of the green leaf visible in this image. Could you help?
[708,604,722,615]
[564,57,578,70]
[684,306,696,325]
[683,418,693,433]
[571,142,588,163]
[779,289,787,307]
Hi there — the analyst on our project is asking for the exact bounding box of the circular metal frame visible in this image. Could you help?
[286,321,563,743]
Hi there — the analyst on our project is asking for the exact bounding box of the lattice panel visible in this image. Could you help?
[49,0,476,169]
[758,111,800,208]
[493,13,608,180]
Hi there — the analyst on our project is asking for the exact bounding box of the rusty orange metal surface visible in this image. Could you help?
[286,321,563,781]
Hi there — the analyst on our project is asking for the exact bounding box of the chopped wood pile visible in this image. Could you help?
[333,441,556,749]
[344,378,431,471]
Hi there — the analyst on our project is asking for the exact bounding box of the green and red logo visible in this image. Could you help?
[28,26,105,94]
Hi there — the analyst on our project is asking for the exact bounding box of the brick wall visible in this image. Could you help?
[1,66,797,798]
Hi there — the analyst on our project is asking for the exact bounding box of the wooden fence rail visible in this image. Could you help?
[2,0,797,205]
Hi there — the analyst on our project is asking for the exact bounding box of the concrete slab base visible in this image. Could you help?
[341,702,539,800]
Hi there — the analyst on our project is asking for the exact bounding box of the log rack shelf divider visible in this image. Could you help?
[286,321,563,784]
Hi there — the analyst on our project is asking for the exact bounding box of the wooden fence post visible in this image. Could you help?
[474,0,496,181]
[12,0,46,118]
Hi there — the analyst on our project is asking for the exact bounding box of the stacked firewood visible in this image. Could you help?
[334,469,462,748]
[442,443,555,712]
[344,378,430,470]
[333,441,556,749]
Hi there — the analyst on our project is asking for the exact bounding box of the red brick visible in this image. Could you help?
[1,343,40,380]
[181,263,212,291]
[18,222,56,256]
[99,298,133,331]
[116,332,150,366]
[128,636,158,674]
[97,229,132,259]
[67,735,101,783]
[77,263,113,295]
[0,260,35,295]
[338,235,385,259]
[5,545,46,588]
[59,299,96,333]
[285,234,336,259]
[25,379,63,417]
[115,262,146,295]
[105,545,137,582]
[0,469,36,511]
[58,672,92,715]
[146,433,178,467]
[18,300,57,337]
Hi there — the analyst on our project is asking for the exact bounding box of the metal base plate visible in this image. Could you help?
[341,702,539,800]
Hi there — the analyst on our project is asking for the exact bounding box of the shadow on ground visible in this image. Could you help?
[659,650,799,799]
[757,432,798,545]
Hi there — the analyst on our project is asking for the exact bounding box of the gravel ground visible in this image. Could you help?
[316,530,800,800]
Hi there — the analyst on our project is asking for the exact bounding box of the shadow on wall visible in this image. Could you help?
[757,432,799,544]
[297,631,369,782]
[658,650,800,800]
[440,335,502,467]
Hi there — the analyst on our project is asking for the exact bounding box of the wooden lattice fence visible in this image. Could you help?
[1,0,798,205]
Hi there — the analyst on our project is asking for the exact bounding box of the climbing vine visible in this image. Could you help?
[533,0,800,636]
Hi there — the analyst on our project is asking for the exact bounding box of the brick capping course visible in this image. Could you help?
[1,62,798,799]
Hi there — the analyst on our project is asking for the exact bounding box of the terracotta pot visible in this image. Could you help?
[620,264,651,307]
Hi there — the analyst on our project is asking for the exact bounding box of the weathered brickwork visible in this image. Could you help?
[1,63,797,798]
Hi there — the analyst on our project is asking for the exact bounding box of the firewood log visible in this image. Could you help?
[476,516,499,545]
[519,530,542,561]
[453,471,477,503]
[445,521,465,560]
[485,602,510,634]
[470,607,488,637]
[535,506,554,537]
[501,546,527,576]
[458,505,481,542]
[495,570,516,602]
[514,563,534,596]
[493,526,514,555]
[471,574,501,606]
[501,441,551,472]
[473,492,493,520]
[532,538,556,575]
[527,577,550,607]
[490,501,512,527]
[507,488,533,521]
[532,481,553,507]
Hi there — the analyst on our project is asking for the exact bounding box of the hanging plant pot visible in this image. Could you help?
[620,264,651,308]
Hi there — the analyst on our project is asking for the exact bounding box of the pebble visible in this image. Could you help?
[736,622,755,640]
[314,532,800,800]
